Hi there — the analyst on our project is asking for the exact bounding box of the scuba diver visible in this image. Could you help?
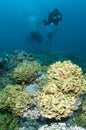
[40,8,62,26]
[27,30,43,45]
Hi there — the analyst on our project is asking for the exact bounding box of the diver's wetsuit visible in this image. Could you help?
[43,8,62,26]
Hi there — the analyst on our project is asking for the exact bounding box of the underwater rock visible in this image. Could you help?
[24,83,40,96]
[38,123,86,130]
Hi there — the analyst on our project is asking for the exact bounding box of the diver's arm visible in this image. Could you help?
[41,19,50,26]
[38,19,48,25]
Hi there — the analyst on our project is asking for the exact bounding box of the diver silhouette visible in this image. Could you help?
[27,30,43,45]
[40,8,62,26]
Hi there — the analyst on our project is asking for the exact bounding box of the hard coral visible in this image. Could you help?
[36,84,82,120]
[0,112,19,130]
[35,61,86,120]
[82,98,86,112]
[47,60,86,95]
[0,84,30,117]
[13,61,42,84]
[74,112,86,128]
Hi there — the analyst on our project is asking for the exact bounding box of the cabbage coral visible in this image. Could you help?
[35,61,86,120]
[0,112,19,130]
[0,84,30,117]
[13,61,42,84]
[36,84,82,120]
[47,60,86,95]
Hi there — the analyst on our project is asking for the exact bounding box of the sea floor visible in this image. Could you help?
[0,50,86,130]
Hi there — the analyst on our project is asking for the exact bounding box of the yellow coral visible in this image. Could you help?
[47,60,86,95]
[36,86,79,119]
[35,60,86,120]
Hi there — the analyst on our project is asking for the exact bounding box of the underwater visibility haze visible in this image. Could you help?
[0,0,86,53]
[0,0,86,130]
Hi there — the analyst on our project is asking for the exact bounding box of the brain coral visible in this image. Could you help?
[0,84,30,117]
[13,61,42,84]
[35,61,86,120]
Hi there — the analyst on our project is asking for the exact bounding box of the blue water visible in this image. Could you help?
[0,0,86,54]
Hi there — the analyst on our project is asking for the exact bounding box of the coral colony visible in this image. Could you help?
[0,51,86,130]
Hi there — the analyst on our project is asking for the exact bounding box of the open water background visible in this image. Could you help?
[0,0,86,54]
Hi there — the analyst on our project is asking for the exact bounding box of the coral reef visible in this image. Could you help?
[0,50,85,88]
[13,61,42,84]
[47,60,86,95]
[0,51,86,129]
[38,123,86,130]
[74,98,86,128]
[82,99,86,112]
[35,61,86,120]
[36,84,82,120]
[0,112,18,130]
[0,84,31,117]
[74,113,86,128]
[0,51,35,88]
